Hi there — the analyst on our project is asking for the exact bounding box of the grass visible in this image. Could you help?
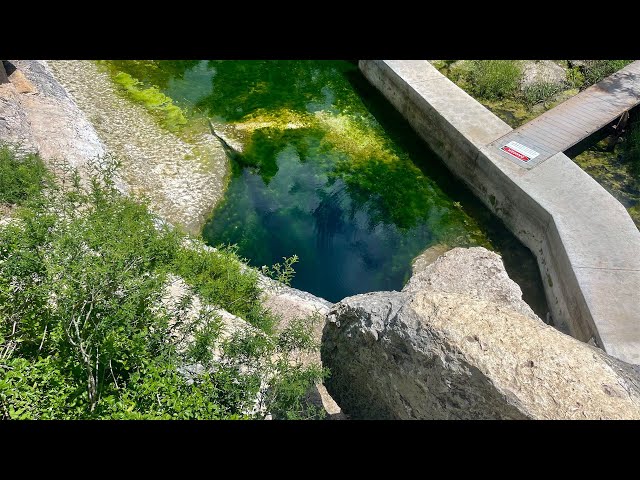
[437,60,634,126]
[466,60,522,100]
[581,60,633,87]
[522,81,565,108]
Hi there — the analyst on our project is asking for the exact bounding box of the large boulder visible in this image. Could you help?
[520,60,567,89]
[321,247,640,419]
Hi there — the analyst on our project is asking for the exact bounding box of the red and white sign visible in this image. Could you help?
[501,141,539,162]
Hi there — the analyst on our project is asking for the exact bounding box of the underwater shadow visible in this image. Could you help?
[344,68,550,320]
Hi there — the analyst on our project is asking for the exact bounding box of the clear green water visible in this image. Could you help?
[102,60,548,316]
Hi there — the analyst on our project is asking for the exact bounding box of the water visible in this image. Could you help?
[104,60,548,316]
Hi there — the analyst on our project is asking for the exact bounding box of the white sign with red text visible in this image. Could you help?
[501,141,539,162]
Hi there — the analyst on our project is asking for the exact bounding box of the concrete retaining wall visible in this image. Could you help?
[360,60,640,365]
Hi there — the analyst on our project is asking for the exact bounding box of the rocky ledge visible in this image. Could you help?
[0,60,106,175]
[322,247,640,419]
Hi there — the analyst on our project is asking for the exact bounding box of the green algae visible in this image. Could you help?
[96,62,195,133]
[104,60,201,90]
[225,106,489,241]
[193,60,359,122]
[111,71,188,131]
[569,138,640,230]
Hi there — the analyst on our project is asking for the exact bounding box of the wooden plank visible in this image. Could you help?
[526,115,589,139]
[542,116,592,137]
[523,132,570,152]
[508,131,555,151]
[537,106,600,130]
[570,101,618,119]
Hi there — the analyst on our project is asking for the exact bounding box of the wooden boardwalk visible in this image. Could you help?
[489,61,640,169]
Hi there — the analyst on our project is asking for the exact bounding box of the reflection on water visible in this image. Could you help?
[104,60,549,317]
[203,136,455,300]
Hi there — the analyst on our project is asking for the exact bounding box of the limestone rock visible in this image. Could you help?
[0,82,35,154]
[410,243,451,276]
[521,60,567,89]
[0,60,106,178]
[568,60,586,68]
[9,69,37,94]
[322,247,640,419]
[405,246,536,318]
[46,60,228,234]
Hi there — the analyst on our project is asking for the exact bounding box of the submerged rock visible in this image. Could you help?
[322,247,640,419]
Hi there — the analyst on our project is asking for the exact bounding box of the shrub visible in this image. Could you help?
[447,60,474,86]
[581,60,633,87]
[0,145,51,205]
[0,151,325,419]
[566,67,585,89]
[431,60,457,71]
[467,60,523,100]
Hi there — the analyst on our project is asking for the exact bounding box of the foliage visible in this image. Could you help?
[580,60,633,87]
[0,145,51,205]
[566,67,585,89]
[447,60,473,84]
[261,255,299,289]
[431,60,457,71]
[452,60,523,100]
[521,81,564,107]
[0,146,324,419]
[172,243,279,334]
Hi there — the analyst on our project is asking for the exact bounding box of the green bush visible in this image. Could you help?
[581,60,633,87]
[0,145,51,205]
[566,67,585,89]
[0,151,325,419]
[431,60,457,71]
[466,60,523,100]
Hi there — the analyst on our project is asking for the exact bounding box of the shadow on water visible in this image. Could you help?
[346,70,550,320]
